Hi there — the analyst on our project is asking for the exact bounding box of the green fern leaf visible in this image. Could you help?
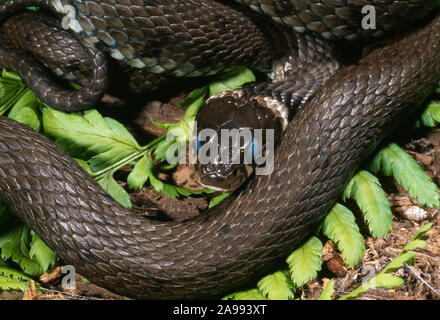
[0,266,33,292]
[382,252,416,273]
[343,170,392,238]
[323,204,366,267]
[257,270,294,300]
[42,108,144,172]
[368,143,440,207]
[420,101,440,127]
[0,225,43,276]
[127,154,150,191]
[373,273,405,288]
[286,236,323,287]
[8,90,42,131]
[29,232,56,273]
[0,69,27,115]
[96,171,132,209]
[410,222,433,241]
[317,280,335,300]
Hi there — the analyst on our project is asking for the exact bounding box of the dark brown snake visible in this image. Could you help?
[0,0,439,299]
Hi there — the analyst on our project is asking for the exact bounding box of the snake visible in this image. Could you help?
[0,0,439,299]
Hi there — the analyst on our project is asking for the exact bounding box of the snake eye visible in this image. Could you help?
[246,137,260,161]
[196,136,202,151]
[196,132,208,151]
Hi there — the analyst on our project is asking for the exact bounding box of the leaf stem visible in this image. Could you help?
[91,134,168,181]
[92,149,147,180]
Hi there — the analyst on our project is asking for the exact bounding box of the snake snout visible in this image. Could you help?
[195,162,253,192]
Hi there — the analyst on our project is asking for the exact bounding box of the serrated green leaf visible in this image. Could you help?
[317,280,335,300]
[209,68,256,96]
[0,224,43,276]
[0,70,27,115]
[400,222,431,252]
[0,224,28,260]
[222,288,267,300]
[42,108,143,172]
[153,138,173,163]
[368,143,440,207]
[19,257,44,277]
[29,232,56,273]
[323,204,366,267]
[383,252,416,273]
[127,154,150,191]
[257,270,294,300]
[420,101,440,127]
[7,90,42,131]
[286,236,323,287]
[412,222,433,241]
[0,266,32,292]
[401,239,428,252]
[152,121,174,131]
[343,170,392,238]
[373,273,405,289]
[97,172,132,209]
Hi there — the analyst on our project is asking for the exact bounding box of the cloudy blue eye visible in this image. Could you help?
[196,134,202,151]
[252,138,260,157]
[247,137,260,159]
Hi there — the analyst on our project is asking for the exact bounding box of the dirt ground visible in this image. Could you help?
[2,88,440,300]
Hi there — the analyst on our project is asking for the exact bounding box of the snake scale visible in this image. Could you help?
[0,0,439,299]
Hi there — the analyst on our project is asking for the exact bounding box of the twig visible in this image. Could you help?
[40,288,108,300]
[404,264,440,297]
[414,252,440,262]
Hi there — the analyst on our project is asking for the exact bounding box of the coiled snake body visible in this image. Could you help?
[0,0,439,299]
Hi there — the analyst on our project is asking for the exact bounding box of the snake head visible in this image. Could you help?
[194,93,283,192]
